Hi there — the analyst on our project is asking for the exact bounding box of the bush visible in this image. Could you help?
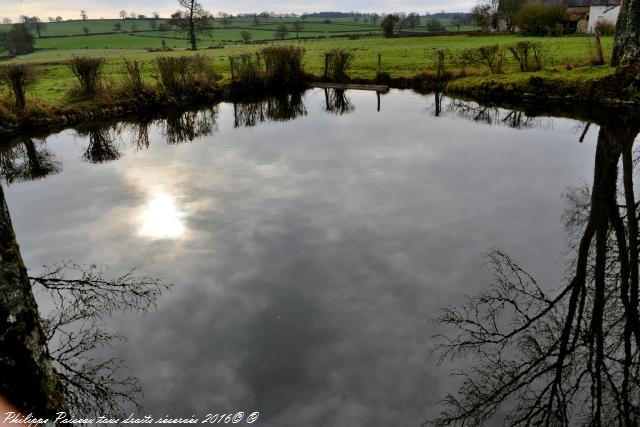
[381,14,400,38]
[240,30,252,43]
[261,45,305,84]
[324,48,355,82]
[0,63,37,110]
[229,53,263,88]
[69,56,105,98]
[514,3,568,36]
[2,24,34,55]
[595,20,615,36]
[427,19,444,32]
[274,23,288,40]
[508,41,547,71]
[460,45,506,74]
[154,55,221,95]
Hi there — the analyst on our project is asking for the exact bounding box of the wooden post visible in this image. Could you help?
[377,91,381,112]
[377,53,382,75]
[594,31,604,65]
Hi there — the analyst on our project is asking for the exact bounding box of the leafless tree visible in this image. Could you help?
[274,23,288,40]
[170,0,211,50]
[22,16,46,38]
[292,21,304,38]
[219,13,233,28]
[80,10,88,21]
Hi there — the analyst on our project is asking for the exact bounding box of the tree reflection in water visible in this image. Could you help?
[324,88,354,115]
[233,91,306,128]
[0,133,170,418]
[429,93,551,131]
[76,127,122,164]
[32,263,170,418]
[121,118,153,151]
[0,137,61,184]
[6,91,640,423]
[431,118,640,426]
[164,108,218,144]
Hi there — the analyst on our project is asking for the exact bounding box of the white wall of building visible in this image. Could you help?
[588,5,620,32]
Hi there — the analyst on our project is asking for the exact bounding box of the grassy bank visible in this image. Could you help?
[2,34,615,105]
[0,32,630,136]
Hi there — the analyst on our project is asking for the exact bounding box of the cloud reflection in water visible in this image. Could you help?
[138,192,186,240]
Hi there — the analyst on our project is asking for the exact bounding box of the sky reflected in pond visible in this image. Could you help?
[138,192,186,240]
[2,89,599,426]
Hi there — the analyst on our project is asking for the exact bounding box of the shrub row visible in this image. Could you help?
[436,41,550,76]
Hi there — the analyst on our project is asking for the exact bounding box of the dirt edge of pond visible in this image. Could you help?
[2,67,640,138]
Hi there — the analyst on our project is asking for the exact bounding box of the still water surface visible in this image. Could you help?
[3,89,598,425]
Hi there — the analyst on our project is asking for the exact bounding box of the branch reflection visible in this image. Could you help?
[0,137,61,184]
[233,92,306,128]
[324,88,354,115]
[432,117,640,425]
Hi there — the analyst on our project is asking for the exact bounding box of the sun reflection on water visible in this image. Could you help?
[138,193,186,239]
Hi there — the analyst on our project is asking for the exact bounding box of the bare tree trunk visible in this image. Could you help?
[0,184,66,417]
[612,0,640,65]
[189,0,197,50]
[189,25,197,50]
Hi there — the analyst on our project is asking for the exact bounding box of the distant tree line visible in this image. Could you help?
[471,0,569,34]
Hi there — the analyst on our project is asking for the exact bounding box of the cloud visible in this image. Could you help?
[2,0,472,21]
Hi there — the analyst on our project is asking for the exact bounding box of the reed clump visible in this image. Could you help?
[229,46,307,91]
[229,53,263,89]
[261,45,305,85]
[69,56,105,98]
[154,55,221,96]
[0,63,37,110]
[324,48,355,82]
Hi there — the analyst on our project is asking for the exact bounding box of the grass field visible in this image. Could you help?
[0,16,478,52]
[0,16,472,37]
[0,27,616,108]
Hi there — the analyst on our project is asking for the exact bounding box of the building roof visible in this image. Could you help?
[541,0,617,7]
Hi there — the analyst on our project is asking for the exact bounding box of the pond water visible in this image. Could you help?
[2,89,600,425]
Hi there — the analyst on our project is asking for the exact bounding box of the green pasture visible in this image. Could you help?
[0,33,616,107]
[0,16,478,50]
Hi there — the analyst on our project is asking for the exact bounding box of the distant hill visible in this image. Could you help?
[305,11,471,19]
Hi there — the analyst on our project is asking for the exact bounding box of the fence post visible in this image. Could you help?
[377,53,382,75]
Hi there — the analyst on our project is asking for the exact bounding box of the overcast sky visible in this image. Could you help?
[1,0,474,22]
